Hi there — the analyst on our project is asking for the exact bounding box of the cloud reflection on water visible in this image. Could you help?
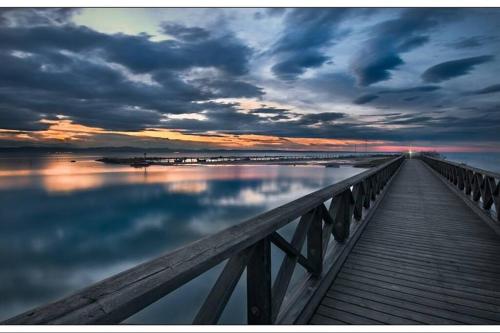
[0,154,364,322]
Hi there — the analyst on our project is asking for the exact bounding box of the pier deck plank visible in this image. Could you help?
[310,159,500,325]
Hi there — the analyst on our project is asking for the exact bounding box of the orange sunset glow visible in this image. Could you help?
[0,119,388,151]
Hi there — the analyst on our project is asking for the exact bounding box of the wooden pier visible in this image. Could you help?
[3,154,500,325]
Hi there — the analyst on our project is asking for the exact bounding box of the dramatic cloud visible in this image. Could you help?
[378,85,441,94]
[469,84,500,95]
[271,8,352,80]
[0,8,80,27]
[447,35,499,49]
[353,94,379,105]
[0,17,262,132]
[351,9,459,86]
[271,50,330,81]
[0,24,252,75]
[160,23,210,42]
[0,8,500,150]
[421,55,494,83]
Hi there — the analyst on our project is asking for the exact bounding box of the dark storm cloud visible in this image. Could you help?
[249,107,290,115]
[378,85,441,94]
[447,35,499,49]
[160,22,210,42]
[0,8,80,27]
[271,8,353,80]
[1,8,500,147]
[353,94,379,105]
[0,21,262,131]
[298,112,345,125]
[421,55,495,83]
[0,24,252,75]
[189,77,264,98]
[0,106,48,131]
[469,84,500,95]
[351,9,460,86]
[271,50,330,80]
[163,109,350,138]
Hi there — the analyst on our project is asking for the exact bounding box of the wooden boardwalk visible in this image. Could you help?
[310,159,500,324]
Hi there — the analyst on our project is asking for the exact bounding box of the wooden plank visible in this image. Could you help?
[320,298,420,324]
[325,291,460,324]
[310,159,500,325]
[342,262,500,297]
[341,264,500,308]
[353,243,500,273]
[359,229,500,251]
[332,279,500,324]
[352,250,500,281]
[344,254,500,290]
[351,246,500,275]
[310,313,346,325]
[315,305,382,325]
[338,274,500,319]
[286,160,404,324]
[356,237,500,262]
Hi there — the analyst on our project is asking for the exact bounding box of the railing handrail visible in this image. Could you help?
[422,154,500,179]
[4,154,404,325]
[421,154,499,223]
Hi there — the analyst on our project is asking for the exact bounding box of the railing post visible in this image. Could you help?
[247,237,272,324]
[472,173,482,201]
[465,169,473,195]
[332,190,354,242]
[307,208,323,277]
[352,183,364,221]
[363,179,371,209]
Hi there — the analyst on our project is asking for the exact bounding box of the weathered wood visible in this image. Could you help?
[310,159,500,324]
[307,208,323,277]
[193,248,253,324]
[288,159,402,324]
[333,278,500,323]
[332,190,354,242]
[271,209,316,320]
[315,305,382,324]
[352,183,364,221]
[422,155,500,222]
[247,238,272,324]
[269,232,314,272]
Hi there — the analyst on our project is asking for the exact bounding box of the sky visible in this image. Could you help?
[0,8,499,152]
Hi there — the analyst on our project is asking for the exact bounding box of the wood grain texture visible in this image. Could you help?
[310,159,500,325]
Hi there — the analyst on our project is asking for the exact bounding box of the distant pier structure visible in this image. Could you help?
[4,153,500,325]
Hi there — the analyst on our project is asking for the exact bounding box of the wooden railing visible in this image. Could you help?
[3,155,404,325]
[421,155,500,222]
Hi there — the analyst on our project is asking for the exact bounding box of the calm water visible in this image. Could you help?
[2,151,497,323]
[0,152,367,323]
[441,152,500,173]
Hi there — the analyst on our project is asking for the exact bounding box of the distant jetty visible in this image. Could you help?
[96,154,395,168]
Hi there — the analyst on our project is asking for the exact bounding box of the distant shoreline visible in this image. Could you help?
[96,154,396,169]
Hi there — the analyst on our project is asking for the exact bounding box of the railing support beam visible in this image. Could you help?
[247,238,272,324]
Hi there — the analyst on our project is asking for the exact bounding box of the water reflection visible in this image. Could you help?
[0,153,365,322]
